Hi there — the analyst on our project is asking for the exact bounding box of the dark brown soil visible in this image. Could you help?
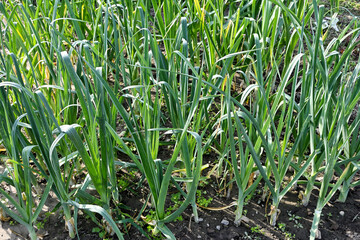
[120,174,360,240]
[2,176,359,240]
[1,150,360,240]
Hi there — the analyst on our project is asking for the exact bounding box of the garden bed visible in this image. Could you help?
[1,170,359,240]
[1,0,360,239]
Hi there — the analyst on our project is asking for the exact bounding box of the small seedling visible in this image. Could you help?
[284,231,296,240]
[294,222,303,229]
[196,190,213,207]
[250,225,262,234]
[277,223,286,232]
[287,211,303,228]
[198,180,209,187]
[118,178,130,191]
[277,223,295,239]
[288,211,301,221]
[92,227,107,239]
[170,192,182,204]
[36,221,45,230]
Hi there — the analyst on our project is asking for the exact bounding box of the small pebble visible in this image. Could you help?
[206,223,210,227]
[197,218,204,222]
[339,211,345,216]
[221,219,229,226]
[216,225,221,230]
[197,235,202,239]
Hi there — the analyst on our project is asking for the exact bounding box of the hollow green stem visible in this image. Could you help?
[310,209,322,240]
[27,226,37,240]
[63,205,75,238]
[269,201,280,226]
[234,196,244,226]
